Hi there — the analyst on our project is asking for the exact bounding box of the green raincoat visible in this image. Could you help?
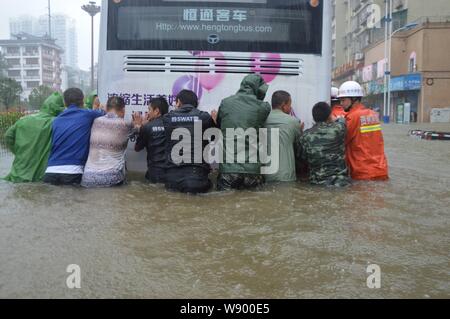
[3,92,65,183]
[84,91,98,110]
[217,74,271,175]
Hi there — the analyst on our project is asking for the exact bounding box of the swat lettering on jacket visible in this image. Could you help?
[171,116,200,123]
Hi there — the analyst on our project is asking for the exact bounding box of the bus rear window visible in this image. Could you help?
[108,0,323,54]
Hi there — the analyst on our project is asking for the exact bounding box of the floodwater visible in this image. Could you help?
[0,124,449,299]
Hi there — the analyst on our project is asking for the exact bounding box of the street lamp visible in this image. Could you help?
[82,1,101,92]
[383,20,419,123]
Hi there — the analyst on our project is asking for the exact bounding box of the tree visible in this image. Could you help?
[0,52,8,78]
[0,78,23,110]
[28,85,54,109]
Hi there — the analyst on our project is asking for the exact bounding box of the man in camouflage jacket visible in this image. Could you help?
[298,102,351,187]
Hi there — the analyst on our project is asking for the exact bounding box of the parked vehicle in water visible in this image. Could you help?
[98,0,332,171]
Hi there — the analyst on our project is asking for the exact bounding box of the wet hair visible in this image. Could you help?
[176,90,199,108]
[331,99,341,107]
[150,97,169,116]
[64,88,84,107]
[106,96,125,112]
[272,90,291,109]
[312,102,332,123]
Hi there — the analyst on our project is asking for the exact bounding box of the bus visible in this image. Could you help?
[98,0,332,171]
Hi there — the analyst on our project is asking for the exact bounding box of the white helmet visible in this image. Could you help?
[338,81,365,98]
[331,87,339,101]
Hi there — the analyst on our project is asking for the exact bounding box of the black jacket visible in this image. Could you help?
[163,105,215,171]
[135,117,167,170]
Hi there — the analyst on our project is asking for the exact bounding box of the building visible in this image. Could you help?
[332,0,450,83]
[9,14,78,69]
[9,15,39,36]
[333,0,410,84]
[37,14,78,69]
[332,0,450,122]
[362,20,450,123]
[62,65,91,94]
[0,33,63,101]
[331,0,347,70]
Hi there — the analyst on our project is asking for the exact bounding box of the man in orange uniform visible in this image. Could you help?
[338,81,389,181]
[331,87,346,118]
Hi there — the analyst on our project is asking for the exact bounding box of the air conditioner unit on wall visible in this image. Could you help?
[355,53,364,61]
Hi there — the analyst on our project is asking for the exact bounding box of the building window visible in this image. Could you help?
[7,58,21,67]
[26,70,39,76]
[409,52,417,73]
[6,47,20,55]
[24,46,38,56]
[26,81,40,89]
[372,62,377,80]
[25,58,39,66]
[8,70,21,77]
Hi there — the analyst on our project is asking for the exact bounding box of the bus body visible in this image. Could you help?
[99,0,332,171]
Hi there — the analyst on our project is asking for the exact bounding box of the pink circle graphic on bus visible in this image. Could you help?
[250,53,282,84]
[172,75,203,100]
[195,51,226,91]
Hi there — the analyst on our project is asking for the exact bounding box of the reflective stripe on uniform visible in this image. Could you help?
[360,124,382,133]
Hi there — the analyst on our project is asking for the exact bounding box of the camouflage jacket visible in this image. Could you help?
[298,120,350,187]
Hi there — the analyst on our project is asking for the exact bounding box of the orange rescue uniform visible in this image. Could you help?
[345,103,389,180]
[331,105,347,118]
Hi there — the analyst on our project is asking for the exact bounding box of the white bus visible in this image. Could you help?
[98,0,332,171]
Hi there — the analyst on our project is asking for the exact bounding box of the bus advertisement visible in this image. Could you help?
[98,0,332,171]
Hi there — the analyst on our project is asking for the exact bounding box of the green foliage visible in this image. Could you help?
[28,85,54,109]
[0,78,23,110]
[0,111,25,150]
[0,52,7,78]
[0,111,23,133]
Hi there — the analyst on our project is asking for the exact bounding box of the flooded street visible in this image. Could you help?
[0,123,449,299]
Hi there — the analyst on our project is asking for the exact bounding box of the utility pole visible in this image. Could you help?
[82,1,101,91]
[383,0,389,123]
[48,0,52,38]
[383,0,392,124]
[387,0,393,123]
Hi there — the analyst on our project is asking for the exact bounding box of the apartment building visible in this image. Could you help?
[37,14,78,69]
[9,14,78,69]
[363,21,450,123]
[9,15,39,36]
[332,0,450,122]
[333,0,407,84]
[0,33,63,101]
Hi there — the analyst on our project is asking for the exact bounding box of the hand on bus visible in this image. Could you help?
[132,112,147,131]
[94,102,105,111]
[211,110,218,125]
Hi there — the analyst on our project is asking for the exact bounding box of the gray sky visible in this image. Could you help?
[0,0,101,71]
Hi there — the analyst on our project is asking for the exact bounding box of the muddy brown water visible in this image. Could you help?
[0,124,449,298]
